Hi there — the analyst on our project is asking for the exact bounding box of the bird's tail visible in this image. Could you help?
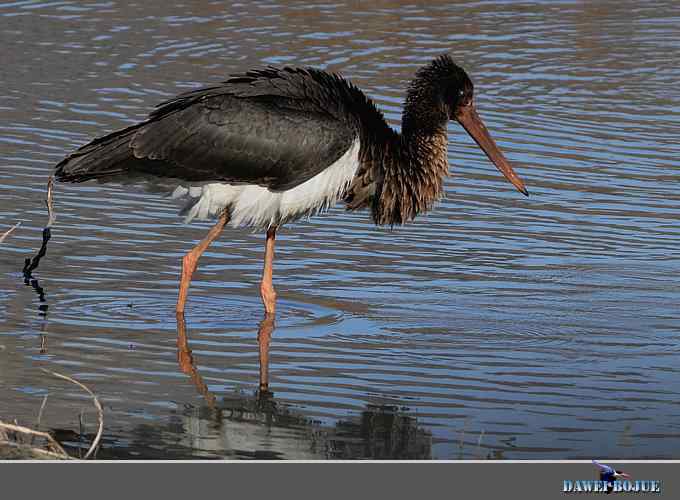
[54,123,144,183]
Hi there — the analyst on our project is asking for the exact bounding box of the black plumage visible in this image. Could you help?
[55,56,526,228]
[53,55,528,315]
[55,66,387,191]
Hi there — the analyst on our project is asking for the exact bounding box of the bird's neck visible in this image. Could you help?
[371,109,449,226]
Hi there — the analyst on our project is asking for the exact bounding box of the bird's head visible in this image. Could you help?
[406,54,529,197]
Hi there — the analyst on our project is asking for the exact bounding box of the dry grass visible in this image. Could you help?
[0,421,71,459]
[0,369,103,460]
[42,369,103,459]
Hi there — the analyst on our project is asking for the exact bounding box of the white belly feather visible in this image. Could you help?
[171,139,361,229]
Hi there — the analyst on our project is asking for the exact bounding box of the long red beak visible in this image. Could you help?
[455,103,528,196]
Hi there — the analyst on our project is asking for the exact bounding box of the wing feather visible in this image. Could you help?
[55,66,392,192]
[128,94,355,190]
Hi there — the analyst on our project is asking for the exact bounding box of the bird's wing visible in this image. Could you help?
[128,68,360,191]
[593,460,615,475]
[129,94,355,191]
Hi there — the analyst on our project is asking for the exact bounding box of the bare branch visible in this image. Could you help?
[0,222,21,244]
[46,175,55,228]
[0,421,70,457]
[23,177,55,277]
[36,394,49,430]
[42,369,103,459]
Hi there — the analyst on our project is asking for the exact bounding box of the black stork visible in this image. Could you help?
[54,55,528,316]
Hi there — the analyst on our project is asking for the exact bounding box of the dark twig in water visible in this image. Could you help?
[0,222,21,244]
[23,177,55,278]
[78,410,84,458]
[22,177,55,316]
[42,368,103,459]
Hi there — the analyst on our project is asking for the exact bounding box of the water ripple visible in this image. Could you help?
[1,0,679,459]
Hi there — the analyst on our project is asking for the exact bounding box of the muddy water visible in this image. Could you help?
[1,0,679,459]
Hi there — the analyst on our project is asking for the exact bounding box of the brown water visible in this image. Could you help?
[1,0,679,459]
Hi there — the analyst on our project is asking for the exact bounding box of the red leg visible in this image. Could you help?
[260,227,277,314]
[175,313,217,408]
[258,314,275,392]
[176,212,229,315]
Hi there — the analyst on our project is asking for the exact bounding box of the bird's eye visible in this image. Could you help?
[458,89,465,97]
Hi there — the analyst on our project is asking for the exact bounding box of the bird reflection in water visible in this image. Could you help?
[174,314,432,459]
[176,312,275,410]
[175,312,219,409]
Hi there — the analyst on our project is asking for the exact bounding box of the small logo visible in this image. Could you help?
[562,461,662,494]
[593,461,632,493]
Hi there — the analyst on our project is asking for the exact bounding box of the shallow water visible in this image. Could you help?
[1,0,679,459]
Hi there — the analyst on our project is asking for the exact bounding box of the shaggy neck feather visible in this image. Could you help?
[371,80,450,226]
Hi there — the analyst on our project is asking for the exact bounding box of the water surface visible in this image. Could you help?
[1,0,680,459]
